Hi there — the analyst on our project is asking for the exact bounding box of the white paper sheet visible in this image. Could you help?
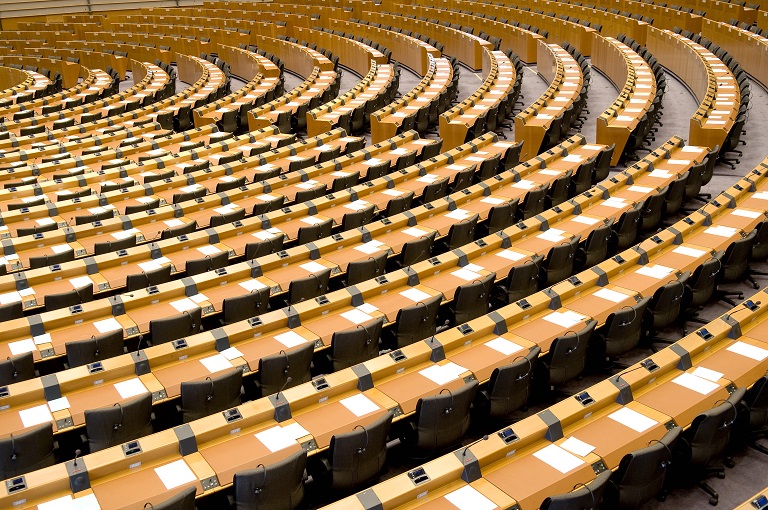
[274,330,308,348]
[155,459,197,490]
[533,443,585,474]
[39,496,75,510]
[189,294,208,304]
[672,246,707,258]
[419,362,467,385]
[51,244,72,254]
[239,279,268,292]
[481,197,505,205]
[0,291,21,305]
[445,209,471,220]
[593,288,629,303]
[400,288,432,302]
[8,339,37,355]
[572,216,600,225]
[300,216,325,225]
[444,485,497,510]
[609,407,658,432]
[170,298,199,313]
[19,404,53,428]
[451,268,483,281]
[253,229,282,241]
[33,333,51,346]
[355,241,384,254]
[726,341,768,361]
[628,186,654,193]
[731,209,762,219]
[704,226,738,238]
[220,347,244,360]
[300,261,327,274]
[602,197,628,208]
[672,372,720,395]
[341,309,374,324]
[536,228,566,242]
[138,261,163,272]
[197,245,221,256]
[511,179,535,189]
[340,394,380,417]
[356,303,379,314]
[495,249,526,261]
[543,310,585,328]
[255,423,310,452]
[382,189,404,196]
[48,396,71,413]
[344,200,371,211]
[563,155,584,163]
[114,378,149,399]
[636,264,674,279]
[200,354,232,373]
[691,366,724,383]
[561,436,596,457]
[402,227,430,237]
[163,219,184,228]
[72,494,101,510]
[484,337,524,356]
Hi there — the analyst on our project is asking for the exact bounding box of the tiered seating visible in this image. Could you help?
[0,66,51,106]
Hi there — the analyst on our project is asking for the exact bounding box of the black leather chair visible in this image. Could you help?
[45,284,93,312]
[222,288,270,325]
[143,486,196,510]
[475,346,540,422]
[479,198,519,236]
[286,268,331,305]
[596,296,651,363]
[492,255,543,306]
[390,232,436,270]
[185,251,229,276]
[232,449,307,510]
[0,424,56,480]
[448,272,495,325]
[65,330,125,368]
[245,234,284,260]
[179,368,243,423]
[148,308,202,345]
[311,412,393,491]
[680,255,722,335]
[540,319,597,390]
[603,427,682,509]
[539,236,581,288]
[341,204,376,231]
[404,381,478,454]
[437,214,478,252]
[0,352,36,386]
[715,230,758,306]
[679,388,746,505]
[126,265,173,292]
[389,293,442,349]
[0,301,24,322]
[574,222,612,271]
[29,250,75,269]
[742,376,768,456]
[611,203,642,252]
[255,342,314,397]
[94,235,137,255]
[161,221,197,240]
[326,317,384,372]
[296,218,333,245]
[647,273,689,344]
[639,188,667,232]
[84,394,154,452]
[517,185,547,220]
[540,469,611,510]
[344,252,387,286]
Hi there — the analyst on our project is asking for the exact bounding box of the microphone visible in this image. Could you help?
[183,310,197,333]
[10,434,16,460]
[726,300,762,321]
[353,424,369,454]
[714,398,738,429]
[135,334,147,360]
[206,376,214,402]
[356,323,373,345]
[439,387,454,415]
[511,354,533,381]
[647,438,674,469]
[7,356,17,379]
[613,362,649,383]
[617,305,637,327]
[461,434,489,459]
[113,402,124,430]
[254,463,266,496]
[276,376,293,402]
[570,481,596,509]
[280,350,290,375]
[143,503,155,509]
[73,449,82,467]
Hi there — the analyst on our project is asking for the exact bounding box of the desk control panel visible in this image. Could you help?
[407,467,429,486]
[122,440,142,457]
[498,427,519,444]
[751,494,767,509]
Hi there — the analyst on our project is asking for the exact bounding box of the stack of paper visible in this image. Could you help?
[636,264,674,279]
[672,372,720,395]
[484,337,524,356]
[543,310,586,328]
[274,330,308,348]
[533,444,585,473]
[419,362,467,385]
[400,288,432,302]
[255,422,311,452]
[339,394,380,417]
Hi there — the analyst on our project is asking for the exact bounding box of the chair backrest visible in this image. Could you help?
[399,232,436,267]
[649,273,689,329]
[0,301,24,322]
[503,255,543,303]
[341,204,376,231]
[540,469,611,510]
[394,293,442,348]
[65,329,124,368]
[613,203,642,250]
[94,234,137,255]
[663,172,689,216]
[452,272,495,324]
[329,317,384,371]
[486,346,541,420]
[29,250,75,269]
[546,319,596,387]
[485,198,519,235]
[246,233,285,260]
[185,251,229,276]
[149,307,202,345]
[720,230,756,283]
[85,394,153,452]
[286,268,331,304]
[607,427,681,509]
[751,220,768,262]
[233,449,307,510]
[144,486,196,510]
[0,423,55,480]
[640,188,667,232]
[327,411,393,490]
[126,265,173,292]
[45,284,94,312]
[540,236,580,288]
[222,288,270,325]
[602,296,651,357]
[688,387,746,467]
[578,223,612,270]
[180,368,243,423]
[296,218,333,245]
[346,252,387,286]
[0,352,35,386]
[519,186,547,220]
[385,190,415,216]
[687,255,722,308]
[257,342,314,396]
[161,221,197,240]
[444,214,478,251]
[745,376,768,431]
[414,381,478,452]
